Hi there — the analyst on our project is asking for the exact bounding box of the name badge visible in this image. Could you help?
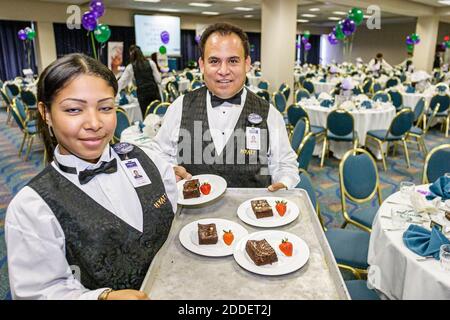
[246,127,260,150]
[119,158,151,188]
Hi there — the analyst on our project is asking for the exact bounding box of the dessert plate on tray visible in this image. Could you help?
[233,230,310,276]
[179,218,248,257]
[237,197,300,228]
[177,174,227,206]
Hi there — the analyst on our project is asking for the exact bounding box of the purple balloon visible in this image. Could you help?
[161,31,170,44]
[195,35,201,44]
[302,36,309,44]
[328,32,339,45]
[342,18,356,36]
[414,38,420,45]
[82,11,97,31]
[304,42,312,51]
[18,29,27,41]
[90,1,105,18]
[296,43,301,49]
[406,36,414,46]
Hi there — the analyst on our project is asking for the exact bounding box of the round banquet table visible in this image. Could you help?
[402,92,433,111]
[312,81,336,94]
[303,101,396,159]
[367,186,450,300]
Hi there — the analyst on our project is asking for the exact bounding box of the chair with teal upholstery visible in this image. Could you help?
[406,97,427,156]
[256,89,270,102]
[345,280,380,300]
[5,83,20,100]
[425,94,450,137]
[286,104,307,131]
[272,91,287,113]
[185,71,194,81]
[422,144,450,184]
[279,82,288,92]
[10,103,38,160]
[435,83,447,94]
[281,86,291,101]
[385,77,399,89]
[296,168,371,278]
[20,90,37,108]
[339,148,382,232]
[373,91,389,103]
[352,86,362,96]
[362,78,373,94]
[161,90,170,102]
[297,132,316,171]
[387,89,403,111]
[290,118,308,153]
[405,83,415,93]
[294,88,310,102]
[372,82,382,94]
[361,100,373,109]
[302,80,315,95]
[321,110,358,167]
[366,108,414,171]
[113,107,131,143]
[191,80,204,90]
[154,102,170,116]
[258,80,269,90]
[167,81,179,102]
[144,100,161,118]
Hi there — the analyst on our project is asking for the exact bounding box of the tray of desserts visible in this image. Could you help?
[178,218,248,257]
[177,174,227,206]
[236,196,300,227]
[233,230,310,276]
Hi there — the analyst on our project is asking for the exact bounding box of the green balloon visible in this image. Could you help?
[410,33,419,42]
[159,45,167,54]
[406,44,414,52]
[26,29,36,40]
[446,41,450,49]
[348,8,364,26]
[334,23,345,40]
[94,24,111,43]
[303,30,310,39]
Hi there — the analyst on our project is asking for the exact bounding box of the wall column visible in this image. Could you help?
[413,16,439,72]
[35,21,57,73]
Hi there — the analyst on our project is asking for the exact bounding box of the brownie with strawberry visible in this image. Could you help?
[198,223,218,245]
[246,239,278,266]
[250,199,273,219]
[183,179,201,199]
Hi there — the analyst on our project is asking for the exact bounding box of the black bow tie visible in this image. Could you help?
[78,158,118,185]
[210,90,242,108]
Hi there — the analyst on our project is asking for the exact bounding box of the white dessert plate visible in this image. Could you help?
[177,174,227,206]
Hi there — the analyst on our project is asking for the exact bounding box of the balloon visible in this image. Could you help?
[301,36,309,44]
[303,30,310,39]
[342,18,356,36]
[94,24,111,43]
[296,43,301,49]
[327,32,339,45]
[304,42,312,51]
[446,41,450,49]
[445,35,450,42]
[159,45,167,54]
[160,31,170,44]
[410,33,420,44]
[406,44,414,53]
[26,29,36,40]
[195,35,201,44]
[348,7,364,26]
[90,1,105,18]
[17,29,27,41]
[333,24,345,40]
[406,36,414,46]
[82,11,97,31]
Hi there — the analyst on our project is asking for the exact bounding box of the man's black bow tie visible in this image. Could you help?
[210,90,243,108]
[78,158,118,185]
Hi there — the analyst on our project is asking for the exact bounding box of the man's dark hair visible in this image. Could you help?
[376,53,383,59]
[199,23,250,59]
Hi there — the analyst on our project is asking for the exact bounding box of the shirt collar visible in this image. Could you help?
[207,87,247,109]
[53,144,113,173]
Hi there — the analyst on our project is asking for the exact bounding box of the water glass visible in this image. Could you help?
[440,244,450,272]
[400,181,415,196]
[391,208,407,229]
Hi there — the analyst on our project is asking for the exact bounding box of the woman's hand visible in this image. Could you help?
[106,289,149,300]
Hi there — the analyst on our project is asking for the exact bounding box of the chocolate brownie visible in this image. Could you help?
[198,223,218,245]
[445,211,450,221]
[251,199,273,219]
[183,179,200,199]
[245,239,278,266]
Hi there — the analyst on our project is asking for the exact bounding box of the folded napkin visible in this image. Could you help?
[426,176,450,201]
[403,224,450,260]
[410,191,441,214]
[119,94,129,106]
[143,114,163,138]
[405,86,415,93]
[360,100,373,109]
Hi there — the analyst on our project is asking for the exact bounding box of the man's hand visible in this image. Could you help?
[267,182,287,192]
[174,165,192,182]
[106,289,149,300]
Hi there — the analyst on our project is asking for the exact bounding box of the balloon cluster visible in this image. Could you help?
[301,31,312,51]
[327,7,363,45]
[17,27,36,41]
[441,35,450,50]
[158,31,170,73]
[405,33,420,53]
[82,1,111,44]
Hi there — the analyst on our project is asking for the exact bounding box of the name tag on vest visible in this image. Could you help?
[246,127,261,150]
[119,158,152,188]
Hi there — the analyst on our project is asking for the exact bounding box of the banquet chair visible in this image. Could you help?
[339,148,382,232]
[167,81,179,102]
[281,86,291,101]
[399,73,407,83]
[10,103,39,160]
[362,78,373,95]
[366,108,414,171]
[185,71,194,82]
[345,280,380,300]
[286,104,307,132]
[144,100,161,118]
[279,82,288,93]
[352,86,363,96]
[422,144,450,184]
[294,88,310,102]
[290,118,308,153]
[272,91,287,113]
[154,102,170,116]
[20,90,37,108]
[258,80,269,90]
[256,89,270,102]
[435,83,448,94]
[113,107,131,143]
[385,77,399,89]
[4,82,20,124]
[373,91,390,103]
[296,168,371,278]
[371,82,382,94]
[161,90,170,102]
[1,86,13,123]
[321,110,358,167]
[361,100,373,109]
[302,80,315,95]
[405,83,415,93]
[406,97,427,156]
[296,132,316,171]
[425,94,450,137]
[191,80,204,90]
[387,90,403,111]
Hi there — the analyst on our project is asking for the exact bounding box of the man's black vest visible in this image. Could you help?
[177,86,271,187]
[133,61,158,94]
[27,146,174,290]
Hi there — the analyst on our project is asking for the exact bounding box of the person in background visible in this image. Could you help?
[5,53,177,300]
[150,52,164,101]
[109,45,123,78]
[118,45,162,116]
[433,52,443,70]
[355,57,364,70]
[398,52,414,73]
[368,53,393,73]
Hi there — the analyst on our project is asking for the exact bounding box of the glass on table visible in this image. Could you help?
[440,244,450,272]
[391,208,408,229]
[400,181,415,196]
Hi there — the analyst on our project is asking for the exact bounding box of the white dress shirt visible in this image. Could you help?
[117,59,162,99]
[368,58,393,72]
[151,88,300,189]
[5,144,177,300]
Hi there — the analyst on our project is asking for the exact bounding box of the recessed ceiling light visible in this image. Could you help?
[234,7,253,11]
[158,8,181,12]
[301,14,316,17]
[189,2,212,7]
[333,11,347,15]
[297,19,309,23]
[224,0,242,2]
[244,15,253,18]
[202,11,219,15]
[309,8,320,12]
[438,0,450,4]
[134,0,161,2]
[328,17,341,21]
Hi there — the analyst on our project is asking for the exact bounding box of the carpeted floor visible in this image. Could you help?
[0,106,448,299]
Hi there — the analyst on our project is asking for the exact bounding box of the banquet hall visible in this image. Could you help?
[0,0,450,301]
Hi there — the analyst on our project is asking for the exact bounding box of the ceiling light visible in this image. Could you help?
[224,0,242,2]
[158,8,181,12]
[202,11,219,15]
[333,11,347,15]
[309,8,320,12]
[297,19,309,23]
[234,7,253,11]
[438,0,450,4]
[328,17,341,21]
[244,15,253,18]
[189,2,212,7]
[301,14,316,17]
[134,0,161,2]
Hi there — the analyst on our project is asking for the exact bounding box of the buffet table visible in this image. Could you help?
[140,188,350,300]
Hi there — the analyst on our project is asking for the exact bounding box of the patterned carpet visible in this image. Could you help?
[0,106,448,299]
